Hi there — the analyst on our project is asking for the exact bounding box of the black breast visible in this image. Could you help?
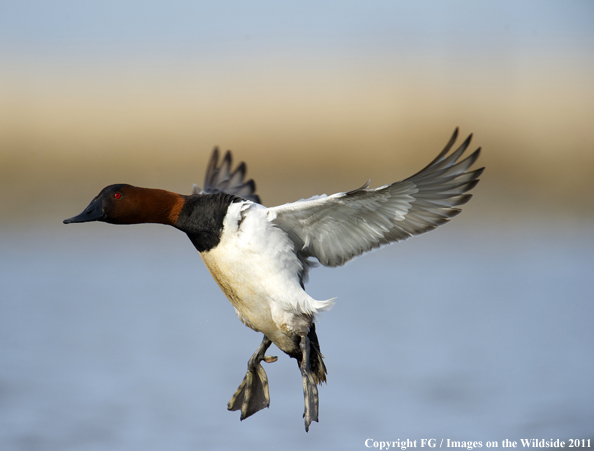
[175,193,241,252]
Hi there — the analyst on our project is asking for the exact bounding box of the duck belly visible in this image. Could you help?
[199,239,310,354]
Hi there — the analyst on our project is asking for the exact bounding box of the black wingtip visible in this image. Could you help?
[210,147,220,166]
[201,147,262,203]
[222,150,233,166]
[233,161,247,178]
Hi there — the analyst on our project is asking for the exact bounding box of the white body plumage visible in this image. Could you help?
[200,201,334,355]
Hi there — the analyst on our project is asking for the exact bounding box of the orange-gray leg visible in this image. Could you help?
[228,336,277,420]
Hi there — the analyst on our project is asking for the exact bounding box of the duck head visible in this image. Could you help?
[63,184,184,225]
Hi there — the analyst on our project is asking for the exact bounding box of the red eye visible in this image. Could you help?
[114,192,121,199]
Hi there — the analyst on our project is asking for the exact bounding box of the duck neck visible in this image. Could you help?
[174,192,240,252]
[123,187,186,226]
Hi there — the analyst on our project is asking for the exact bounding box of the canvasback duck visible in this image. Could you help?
[64,128,483,431]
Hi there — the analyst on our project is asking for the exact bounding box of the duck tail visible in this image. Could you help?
[308,323,327,384]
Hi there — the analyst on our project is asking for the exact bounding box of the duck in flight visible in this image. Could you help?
[64,128,483,431]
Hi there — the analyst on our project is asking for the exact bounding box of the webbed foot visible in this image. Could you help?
[228,336,277,420]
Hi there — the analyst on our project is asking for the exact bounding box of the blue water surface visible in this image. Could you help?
[1,221,593,450]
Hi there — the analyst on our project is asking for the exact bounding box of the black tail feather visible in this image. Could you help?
[307,324,327,384]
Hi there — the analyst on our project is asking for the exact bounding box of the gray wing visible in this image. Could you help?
[267,128,483,268]
[193,148,261,203]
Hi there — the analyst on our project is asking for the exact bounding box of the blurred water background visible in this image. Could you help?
[1,1,593,450]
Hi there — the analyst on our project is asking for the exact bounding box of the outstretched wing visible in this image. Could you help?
[193,148,261,203]
[267,128,483,268]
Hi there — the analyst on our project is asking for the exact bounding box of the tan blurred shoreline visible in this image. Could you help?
[1,60,593,224]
